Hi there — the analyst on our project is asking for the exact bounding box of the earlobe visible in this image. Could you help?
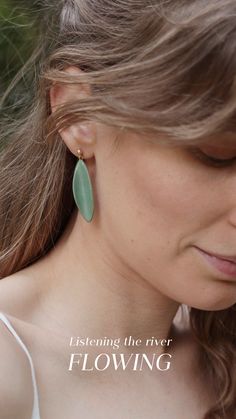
[54,120,96,159]
[60,122,96,159]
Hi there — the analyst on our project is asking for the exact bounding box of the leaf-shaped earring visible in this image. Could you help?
[72,149,94,222]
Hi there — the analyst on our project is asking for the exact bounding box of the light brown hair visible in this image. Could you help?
[1,1,236,417]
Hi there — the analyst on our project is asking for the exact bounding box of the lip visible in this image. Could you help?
[194,246,236,278]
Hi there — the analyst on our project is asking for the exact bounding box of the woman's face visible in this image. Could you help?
[94,125,236,311]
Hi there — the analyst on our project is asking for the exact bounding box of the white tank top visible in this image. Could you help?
[0,312,41,419]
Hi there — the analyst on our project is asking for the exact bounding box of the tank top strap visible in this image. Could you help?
[0,312,41,419]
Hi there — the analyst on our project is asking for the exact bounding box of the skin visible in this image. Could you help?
[0,67,236,418]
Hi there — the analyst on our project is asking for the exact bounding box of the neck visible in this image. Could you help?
[37,209,180,353]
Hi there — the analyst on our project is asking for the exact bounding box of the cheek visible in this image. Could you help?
[127,149,226,250]
[124,156,198,248]
[102,147,199,265]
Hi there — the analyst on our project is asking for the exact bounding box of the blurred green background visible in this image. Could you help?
[0,0,40,99]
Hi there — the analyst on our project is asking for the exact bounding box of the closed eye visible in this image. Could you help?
[190,148,236,168]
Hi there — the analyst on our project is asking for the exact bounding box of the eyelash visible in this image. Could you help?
[191,148,236,168]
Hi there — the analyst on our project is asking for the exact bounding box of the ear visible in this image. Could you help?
[50,66,96,159]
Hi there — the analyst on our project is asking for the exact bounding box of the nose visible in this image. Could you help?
[225,173,236,228]
[228,210,236,228]
[227,199,236,228]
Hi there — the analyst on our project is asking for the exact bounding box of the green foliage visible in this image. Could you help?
[0,0,40,95]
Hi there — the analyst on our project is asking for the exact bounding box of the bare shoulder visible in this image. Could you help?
[0,268,42,319]
[0,318,34,419]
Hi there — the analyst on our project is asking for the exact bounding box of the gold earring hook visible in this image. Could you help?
[77,149,84,160]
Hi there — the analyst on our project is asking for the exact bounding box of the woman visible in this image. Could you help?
[0,1,236,418]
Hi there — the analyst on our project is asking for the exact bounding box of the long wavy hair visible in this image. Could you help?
[1,1,236,417]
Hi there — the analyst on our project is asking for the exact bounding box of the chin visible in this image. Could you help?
[190,295,236,311]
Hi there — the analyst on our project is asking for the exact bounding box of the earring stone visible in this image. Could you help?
[72,149,94,222]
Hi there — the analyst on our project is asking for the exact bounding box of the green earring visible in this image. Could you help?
[72,149,94,222]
